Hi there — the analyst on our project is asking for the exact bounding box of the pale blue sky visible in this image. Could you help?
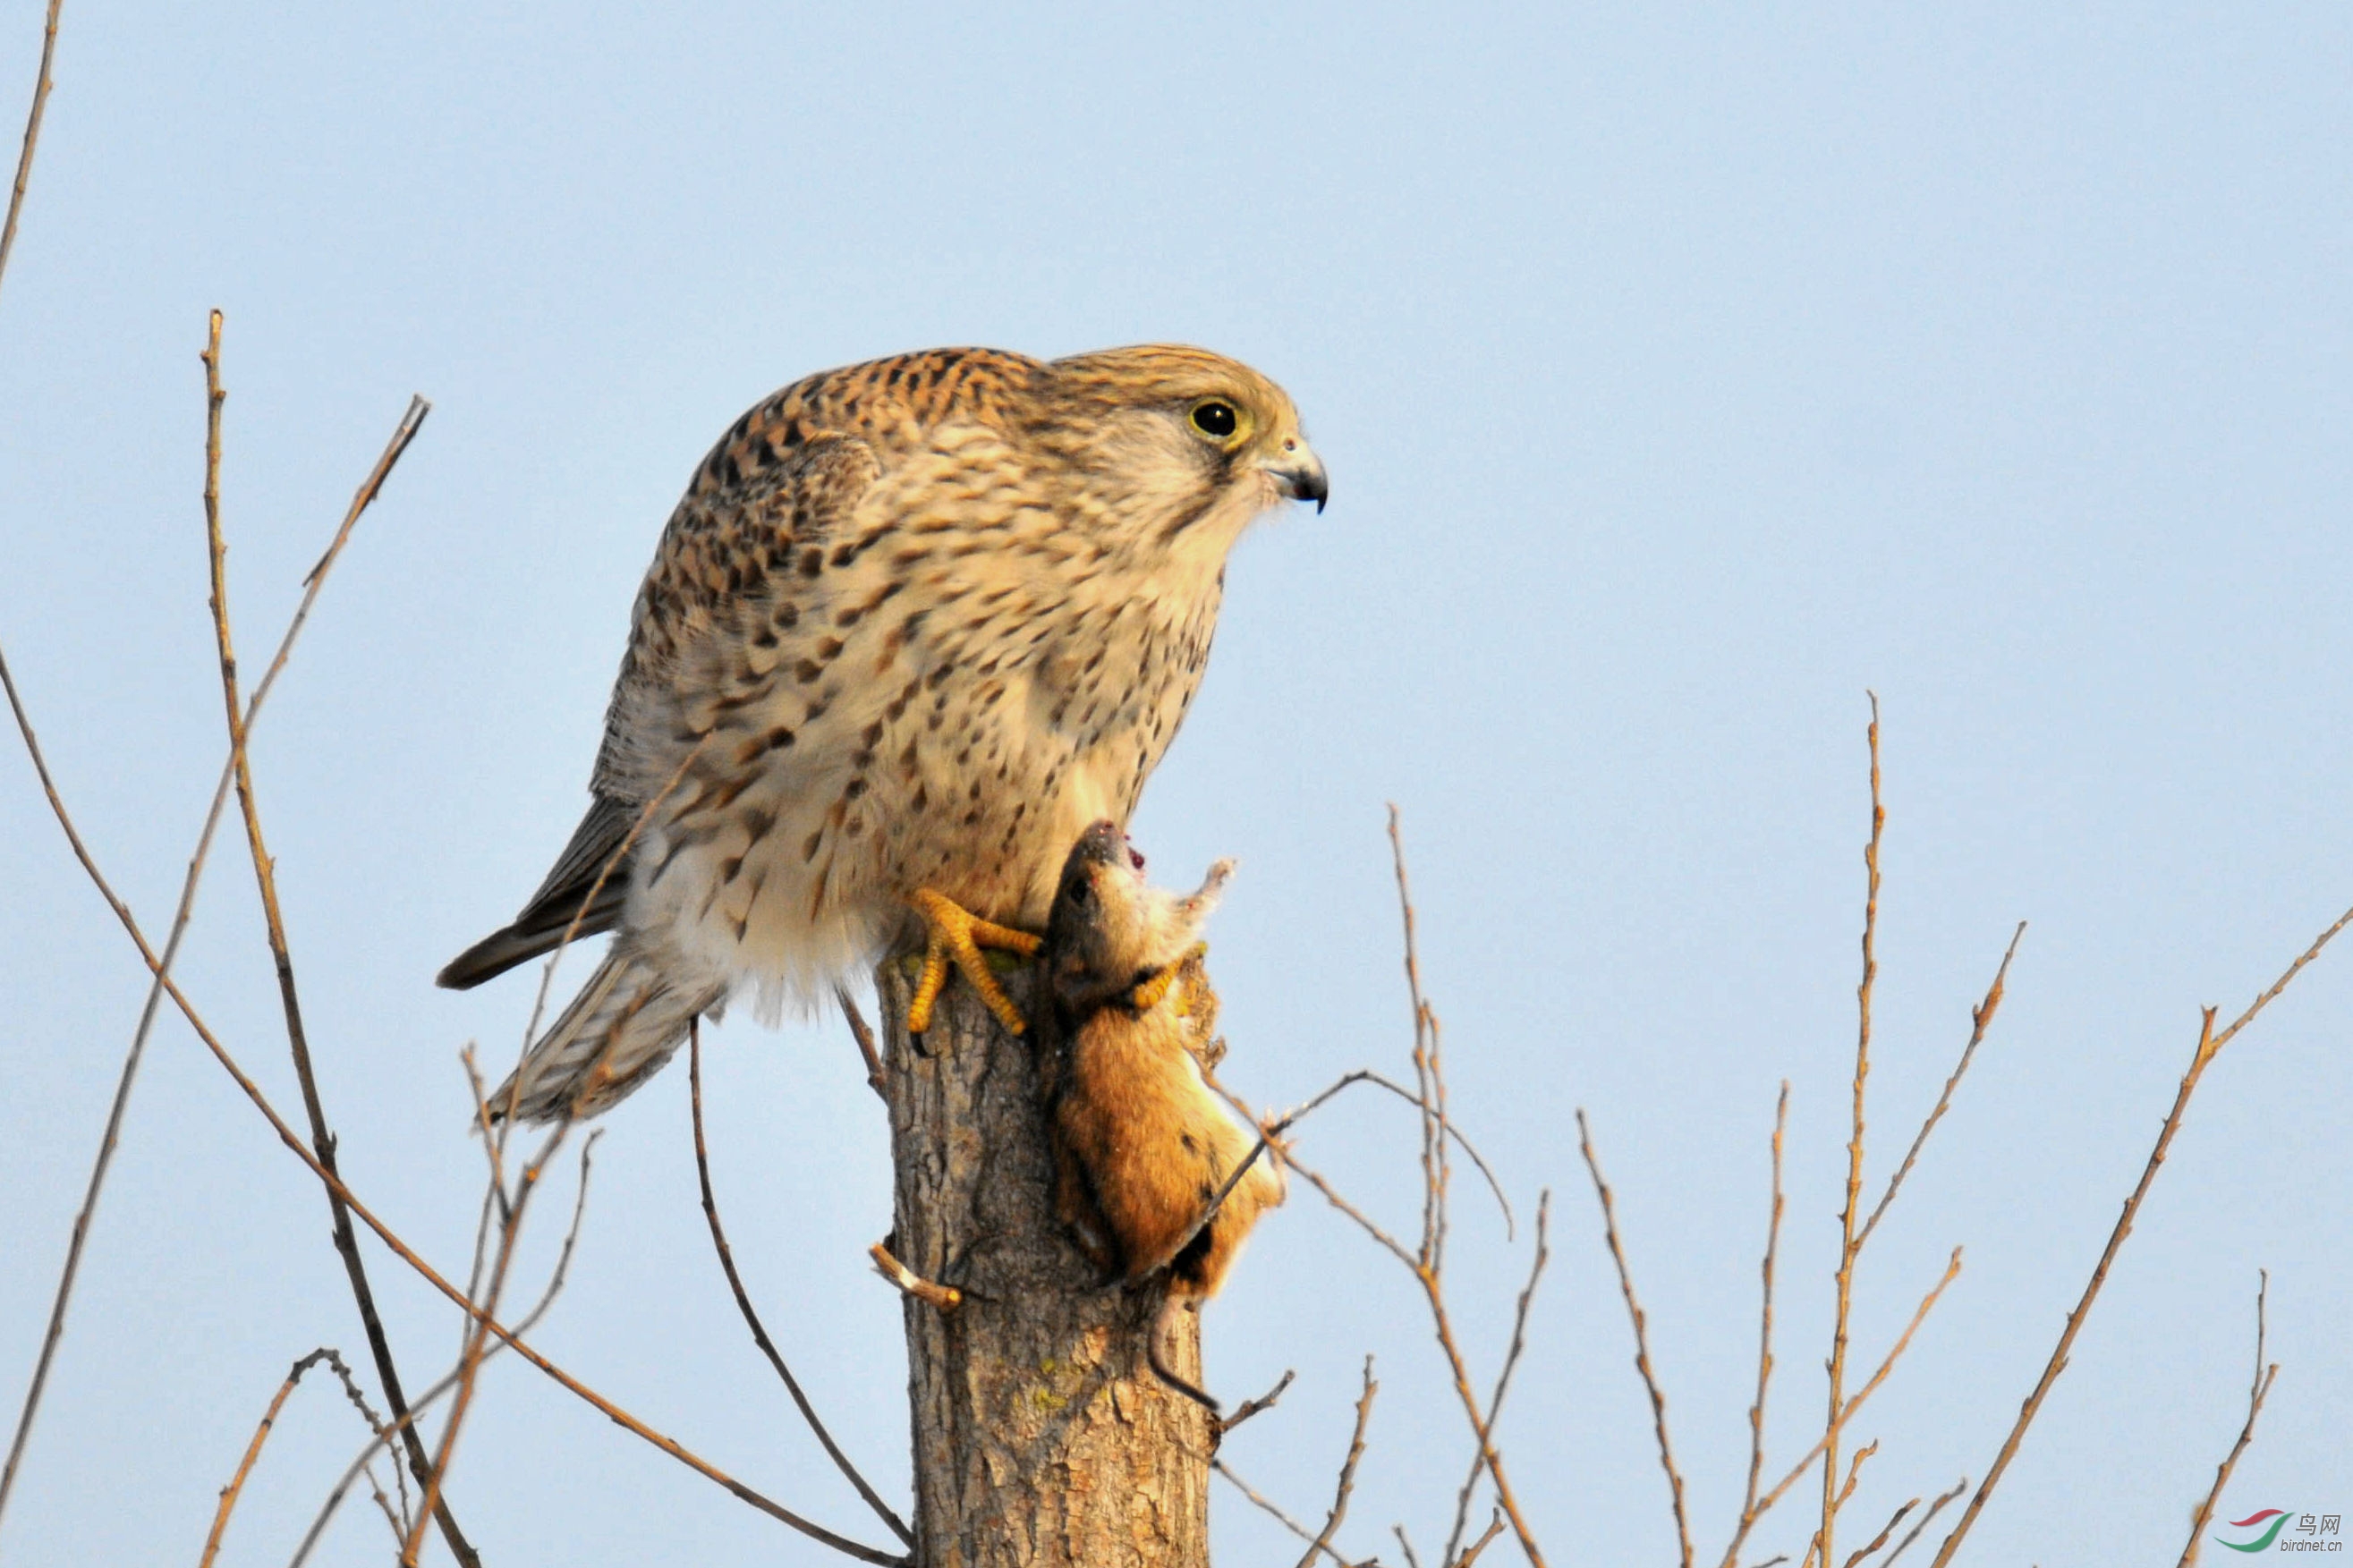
[4,3,2349,1564]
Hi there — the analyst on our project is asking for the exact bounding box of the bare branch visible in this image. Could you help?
[1342,1070,1513,1234]
[1856,923,2025,1250]
[292,1133,602,1568]
[0,632,230,1537]
[693,1022,912,1546]
[2212,906,2353,1052]
[1219,1369,1296,1439]
[1927,893,2353,1568]
[837,985,888,1100]
[1581,1113,1692,1566]
[1444,1191,1550,1564]
[0,343,429,1549]
[1200,1067,1512,1278]
[1718,1082,1790,1568]
[0,0,60,309]
[1841,1490,1918,1568]
[1294,1357,1378,1568]
[1822,692,1884,1568]
[199,1349,344,1568]
[358,1461,406,1547]
[22,802,896,1565]
[870,1242,963,1313]
[1454,1513,1508,1568]
[1277,1148,1420,1271]
[2177,1271,2280,1567]
[398,1116,573,1564]
[198,317,474,1564]
[317,1348,407,1530]
[1880,1478,1964,1568]
[1389,806,1448,1276]
[1805,1442,1877,1568]
[1754,1250,1963,1527]
[1214,1460,1364,1568]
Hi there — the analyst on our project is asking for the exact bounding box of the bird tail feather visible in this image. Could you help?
[488,944,725,1123]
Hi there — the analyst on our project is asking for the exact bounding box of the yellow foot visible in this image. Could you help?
[1128,943,1209,1013]
[905,888,1041,1036]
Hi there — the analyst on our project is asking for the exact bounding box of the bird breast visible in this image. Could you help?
[621,439,1230,1013]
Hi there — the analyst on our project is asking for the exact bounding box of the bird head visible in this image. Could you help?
[1039,345,1327,566]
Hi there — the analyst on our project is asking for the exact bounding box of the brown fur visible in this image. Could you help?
[1037,825,1282,1309]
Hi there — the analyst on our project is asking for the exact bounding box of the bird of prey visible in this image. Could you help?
[438,344,1327,1122]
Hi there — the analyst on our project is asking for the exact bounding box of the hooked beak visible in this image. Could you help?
[1261,439,1329,513]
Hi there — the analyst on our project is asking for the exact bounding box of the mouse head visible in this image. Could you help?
[1044,821,1233,1011]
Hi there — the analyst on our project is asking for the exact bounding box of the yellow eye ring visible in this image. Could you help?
[1190,399,1243,441]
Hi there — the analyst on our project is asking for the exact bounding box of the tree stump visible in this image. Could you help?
[879,959,1213,1568]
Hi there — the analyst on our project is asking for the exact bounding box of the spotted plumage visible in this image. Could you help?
[439,345,1326,1121]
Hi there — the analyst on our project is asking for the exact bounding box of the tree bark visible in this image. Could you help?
[880,959,1213,1568]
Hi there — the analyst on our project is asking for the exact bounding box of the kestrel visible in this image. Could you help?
[438,345,1326,1122]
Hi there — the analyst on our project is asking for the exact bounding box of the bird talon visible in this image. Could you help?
[906,887,1041,1035]
[1129,943,1208,1013]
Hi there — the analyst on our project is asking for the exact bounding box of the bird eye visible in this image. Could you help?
[1190,400,1239,439]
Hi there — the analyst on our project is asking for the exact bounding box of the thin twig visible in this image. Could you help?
[1881,1478,1964,1568]
[693,1022,913,1546]
[1389,819,1550,1568]
[459,1048,511,1338]
[1842,1491,1918,1568]
[1412,1250,1543,1568]
[198,1348,344,1568]
[1219,1369,1296,1438]
[0,632,227,1536]
[291,1133,601,1568]
[315,1349,406,1530]
[1443,1191,1550,1564]
[1719,1082,1790,1568]
[1823,693,1884,1568]
[0,365,429,1552]
[1294,1357,1378,1568]
[870,1242,962,1313]
[1805,1442,1877,1568]
[1204,1066,1513,1244]
[2176,1271,2280,1567]
[1185,1066,1482,1283]
[197,328,472,1565]
[398,1116,572,1564]
[837,985,888,1100]
[1856,923,2025,1250]
[1213,1461,1362,1568]
[1455,1513,1508,1568]
[1927,894,2353,1568]
[1269,1134,1542,1560]
[1754,1250,1963,1527]
[1581,1113,1692,1567]
[1389,806,1447,1277]
[1418,1233,1544,1564]
[0,0,60,309]
[1278,1148,1419,1271]
[357,1461,405,1547]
